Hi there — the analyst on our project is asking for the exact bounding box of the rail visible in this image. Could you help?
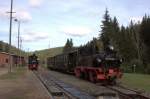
[106,85,150,99]
[33,70,95,99]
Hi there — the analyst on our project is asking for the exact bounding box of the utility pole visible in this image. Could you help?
[20,38,22,65]
[8,0,14,72]
[14,19,21,66]
[49,41,50,48]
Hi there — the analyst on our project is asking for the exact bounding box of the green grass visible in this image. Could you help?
[0,67,26,80]
[121,73,150,92]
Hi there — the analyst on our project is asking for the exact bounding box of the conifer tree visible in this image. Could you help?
[139,15,150,65]
[63,38,73,53]
[0,41,3,52]
[100,9,112,50]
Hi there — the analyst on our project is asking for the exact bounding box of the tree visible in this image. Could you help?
[109,17,120,50]
[100,9,112,50]
[139,15,150,73]
[129,21,141,60]
[4,44,9,53]
[0,41,3,52]
[70,38,73,47]
[63,38,73,53]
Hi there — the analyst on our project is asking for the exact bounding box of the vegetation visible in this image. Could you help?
[79,38,103,56]
[99,9,150,74]
[63,38,74,53]
[34,47,63,65]
[121,73,150,92]
[0,41,27,57]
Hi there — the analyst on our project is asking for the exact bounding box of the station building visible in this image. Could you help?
[0,52,25,67]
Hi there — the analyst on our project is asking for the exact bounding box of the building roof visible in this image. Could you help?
[0,52,17,56]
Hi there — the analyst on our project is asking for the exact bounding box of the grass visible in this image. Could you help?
[0,67,26,80]
[121,73,150,92]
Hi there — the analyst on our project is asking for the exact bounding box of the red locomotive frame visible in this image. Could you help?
[28,63,38,70]
[75,66,122,83]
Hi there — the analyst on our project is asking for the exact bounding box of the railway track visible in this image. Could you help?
[106,85,150,99]
[33,69,150,99]
[33,70,95,99]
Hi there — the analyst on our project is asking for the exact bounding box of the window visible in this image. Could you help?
[6,59,8,63]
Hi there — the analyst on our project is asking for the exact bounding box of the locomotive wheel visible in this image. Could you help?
[110,80,117,85]
[80,72,88,80]
[75,70,82,78]
[89,72,96,83]
[84,72,89,80]
[80,72,84,79]
[108,76,117,85]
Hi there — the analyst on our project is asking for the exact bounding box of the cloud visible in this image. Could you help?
[29,0,44,7]
[0,7,32,22]
[129,17,142,23]
[21,31,49,42]
[14,10,32,22]
[0,7,9,19]
[61,26,92,36]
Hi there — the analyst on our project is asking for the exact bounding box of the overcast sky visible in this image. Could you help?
[0,0,150,51]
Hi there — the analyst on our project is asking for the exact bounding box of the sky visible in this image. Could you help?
[0,0,150,51]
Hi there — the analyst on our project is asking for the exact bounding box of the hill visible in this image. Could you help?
[34,47,63,63]
[0,41,27,56]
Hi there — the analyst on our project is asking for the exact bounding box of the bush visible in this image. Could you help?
[145,64,150,74]
[130,59,144,73]
[121,59,144,73]
[121,62,132,73]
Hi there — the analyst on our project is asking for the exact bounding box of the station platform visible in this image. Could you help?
[0,67,52,99]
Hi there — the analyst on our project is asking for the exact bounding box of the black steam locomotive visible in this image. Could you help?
[47,45,122,83]
[28,54,39,70]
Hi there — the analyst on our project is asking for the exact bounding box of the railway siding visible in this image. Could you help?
[35,68,150,99]
[34,70,95,99]
[107,85,150,99]
[35,68,122,98]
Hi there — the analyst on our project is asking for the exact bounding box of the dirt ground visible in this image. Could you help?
[0,67,52,99]
[0,67,9,76]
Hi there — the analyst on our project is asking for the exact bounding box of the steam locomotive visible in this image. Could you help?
[28,54,38,70]
[47,46,122,84]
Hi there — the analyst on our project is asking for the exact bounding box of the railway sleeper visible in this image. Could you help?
[47,85,64,96]
[35,72,65,97]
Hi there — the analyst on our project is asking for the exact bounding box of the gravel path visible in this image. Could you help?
[0,67,9,76]
[0,67,52,99]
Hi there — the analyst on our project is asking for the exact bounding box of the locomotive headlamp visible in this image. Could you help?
[97,58,102,63]
[109,45,114,50]
[120,58,123,63]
